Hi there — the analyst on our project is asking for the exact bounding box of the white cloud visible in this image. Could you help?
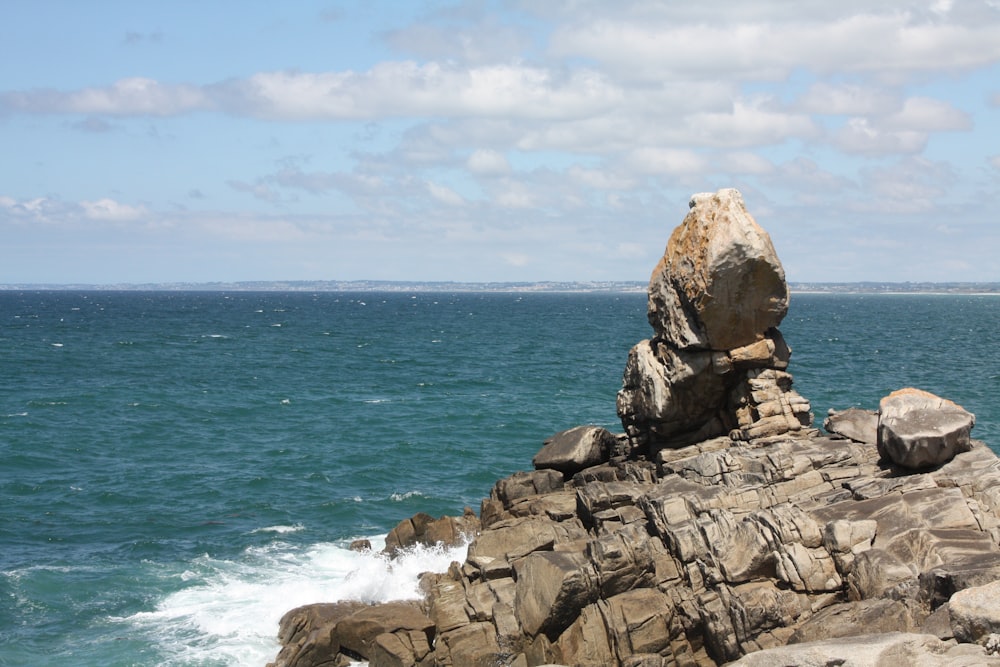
[683,99,819,148]
[796,83,899,115]
[718,152,775,175]
[80,198,148,221]
[857,157,954,213]
[466,149,511,176]
[2,77,206,116]
[830,97,970,155]
[494,181,537,209]
[383,18,534,65]
[426,182,465,206]
[882,96,972,131]
[990,155,1000,170]
[213,63,622,121]
[568,165,636,190]
[835,118,928,154]
[0,196,72,224]
[501,252,530,267]
[626,148,708,175]
[547,7,1000,81]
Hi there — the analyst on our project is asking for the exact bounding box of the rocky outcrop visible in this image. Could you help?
[269,190,1000,667]
[618,189,811,454]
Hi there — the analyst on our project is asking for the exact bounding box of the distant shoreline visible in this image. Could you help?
[1,281,999,294]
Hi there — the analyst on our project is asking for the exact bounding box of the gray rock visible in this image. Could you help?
[877,388,975,469]
[825,407,879,444]
[533,425,618,477]
[726,632,1000,666]
[950,579,1000,645]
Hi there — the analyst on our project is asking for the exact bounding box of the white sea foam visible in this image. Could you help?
[390,490,424,501]
[250,524,304,535]
[124,537,468,666]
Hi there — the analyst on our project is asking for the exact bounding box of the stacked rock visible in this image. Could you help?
[617,188,812,453]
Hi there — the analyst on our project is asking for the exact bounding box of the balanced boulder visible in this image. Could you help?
[619,188,810,452]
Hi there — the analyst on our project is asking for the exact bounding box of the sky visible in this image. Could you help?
[2,1,1000,285]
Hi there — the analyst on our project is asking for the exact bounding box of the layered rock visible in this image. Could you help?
[269,191,1000,667]
[618,189,811,454]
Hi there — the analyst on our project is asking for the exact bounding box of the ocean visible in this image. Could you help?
[1,290,998,666]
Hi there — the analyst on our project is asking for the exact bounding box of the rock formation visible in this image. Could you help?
[269,189,1000,667]
[618,189,812,454]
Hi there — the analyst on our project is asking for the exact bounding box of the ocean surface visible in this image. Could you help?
[2,290,998,666]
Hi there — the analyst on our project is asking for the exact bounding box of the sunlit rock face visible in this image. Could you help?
[647,188,788,352]
[619,188,810,453]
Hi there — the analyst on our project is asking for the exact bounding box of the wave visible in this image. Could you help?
[250,524,304,535]
[390,491,424,502]
[121,537,468,667]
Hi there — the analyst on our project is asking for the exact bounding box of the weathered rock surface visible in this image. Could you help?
[619,189,810,453]
[949,579,1000,645]
[824,407,879,445]
[878,387,976,469]
[269,191,1000,667]
[726,631,1000,666]
[533,425,622,478]
[646,188,788,352]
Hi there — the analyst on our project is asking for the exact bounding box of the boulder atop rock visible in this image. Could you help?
[877,387,975,469]
[647,188,788,352]
[619,189,809,451]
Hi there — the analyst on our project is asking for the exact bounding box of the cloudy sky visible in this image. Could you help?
[3,1,999,285]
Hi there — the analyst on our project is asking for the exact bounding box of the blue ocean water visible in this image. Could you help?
[1,290,998,666]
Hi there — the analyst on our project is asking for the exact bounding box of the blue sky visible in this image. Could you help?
[2,0,999,284]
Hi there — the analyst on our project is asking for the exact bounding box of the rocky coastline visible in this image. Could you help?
[268,189,1000,667]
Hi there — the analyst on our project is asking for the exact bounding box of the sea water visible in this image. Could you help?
[1,291,998,666]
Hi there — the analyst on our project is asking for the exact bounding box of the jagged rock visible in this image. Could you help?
[383,509,479,556]
[268,602,367,667]
[789,598,922,644]
[824,407,878,444]
[333,602,434,661]
[647,188,788,351]
[514,550,599,640]
[617,339,730,450]
[533,425,620,477]
[878,388,976,469]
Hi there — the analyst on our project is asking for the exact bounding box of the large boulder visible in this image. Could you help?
[647,188,788,352]
[877,388,975,469]
[533,425,620,477]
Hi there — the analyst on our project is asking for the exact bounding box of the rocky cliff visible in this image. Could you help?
[269,189,1000,667]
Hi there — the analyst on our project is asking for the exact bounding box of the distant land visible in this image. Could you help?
[2,280,1000,294]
